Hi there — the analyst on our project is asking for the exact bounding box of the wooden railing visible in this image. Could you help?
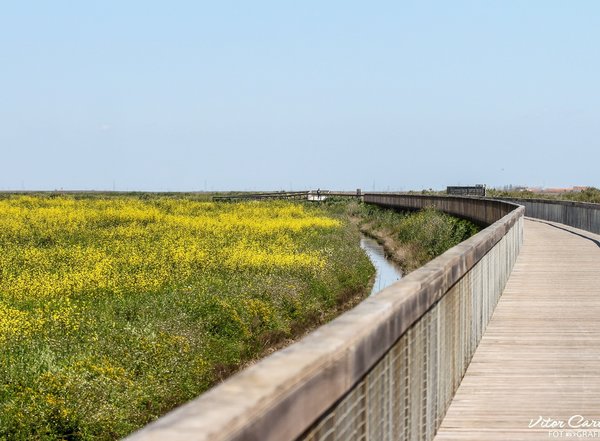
[213,189,364,202]
[212,191,310,201]
[126,194,524,441]
[496,197,600,235]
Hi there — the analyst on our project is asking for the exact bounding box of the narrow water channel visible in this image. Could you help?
[360,234,403,296]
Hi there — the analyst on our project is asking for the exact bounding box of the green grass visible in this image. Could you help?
[0,196,375,440]
[327,199,481,272]
[0,195,480,440]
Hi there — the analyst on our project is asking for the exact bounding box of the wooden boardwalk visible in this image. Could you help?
[435,218,600,440]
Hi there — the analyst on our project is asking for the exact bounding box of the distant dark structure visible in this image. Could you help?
[446,184,486,197]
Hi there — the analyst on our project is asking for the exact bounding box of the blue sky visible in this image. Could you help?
[1,1,598,191]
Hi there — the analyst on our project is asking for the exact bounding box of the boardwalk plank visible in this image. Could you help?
[434,218,600,441]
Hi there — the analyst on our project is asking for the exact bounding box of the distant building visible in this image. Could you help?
[446,185,486,197]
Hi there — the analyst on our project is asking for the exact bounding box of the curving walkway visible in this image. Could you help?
[435,218,600,440]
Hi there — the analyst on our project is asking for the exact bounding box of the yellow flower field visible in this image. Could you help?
[0,195,374,439]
